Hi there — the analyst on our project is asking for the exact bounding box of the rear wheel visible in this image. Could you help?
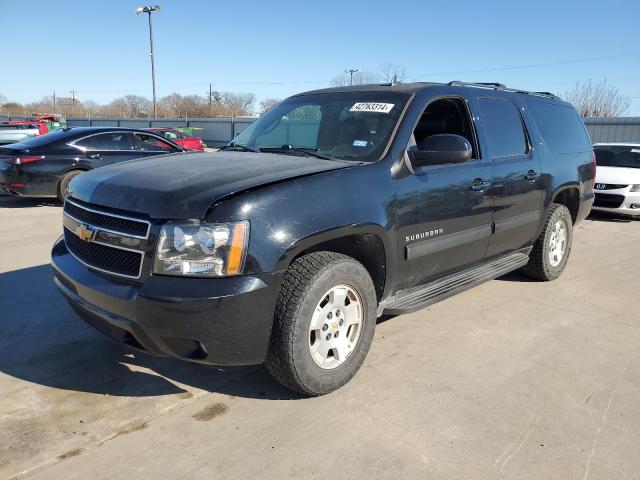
[265,252,377,396]
[57,170,83,202]
[522,203,573,281]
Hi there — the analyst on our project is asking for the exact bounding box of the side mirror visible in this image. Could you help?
[408,134,472,167]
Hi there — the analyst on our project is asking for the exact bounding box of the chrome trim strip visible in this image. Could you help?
[63,225,144,280]
[65,198,151,239]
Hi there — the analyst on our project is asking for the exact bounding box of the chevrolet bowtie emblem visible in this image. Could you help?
[75,224,95,242]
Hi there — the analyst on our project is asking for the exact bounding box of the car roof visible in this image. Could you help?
[61,127,162,135]
[594,143,640,147]
[293,81,568,104]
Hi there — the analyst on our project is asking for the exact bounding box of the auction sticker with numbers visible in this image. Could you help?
[349,102,395,113]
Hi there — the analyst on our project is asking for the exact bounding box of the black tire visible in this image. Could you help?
[265,251,377,396]
[522,203,573,281]
[58,170,83,202]
[57,170,83,202]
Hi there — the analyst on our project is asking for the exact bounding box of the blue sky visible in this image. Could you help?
[1,0,639,113]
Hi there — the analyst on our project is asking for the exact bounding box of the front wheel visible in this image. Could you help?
[57,170,83,202]
[522,203,573,281]
[265,252,377,396]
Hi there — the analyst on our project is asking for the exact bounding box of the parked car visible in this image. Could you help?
[0,127,185,200]
[592,143,640,217]
[0,123,42,145]
[51,82,595,395]
[147,127,206,151]
[3,120,49,135]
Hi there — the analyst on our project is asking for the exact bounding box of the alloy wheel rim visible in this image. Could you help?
[548,220,567,267]
[308,284,363,370]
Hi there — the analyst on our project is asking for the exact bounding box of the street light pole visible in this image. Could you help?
[345,68,360,86]
[135,5,160,118]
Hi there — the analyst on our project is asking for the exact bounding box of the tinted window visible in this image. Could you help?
[75,132,135,151]
[594,145,640,169]
[527,101,591,153]
[132,133,176,151]
[479,98,527,158]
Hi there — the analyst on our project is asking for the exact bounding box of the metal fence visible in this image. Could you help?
[583,117,640,144]
[1,114,640,146]
[0,114,256,147]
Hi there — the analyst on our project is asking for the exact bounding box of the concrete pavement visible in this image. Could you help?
[1,194,639,480]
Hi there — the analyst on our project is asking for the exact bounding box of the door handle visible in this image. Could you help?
[525,170,540,181]
[87,153,102,160]
[470,179,491,191]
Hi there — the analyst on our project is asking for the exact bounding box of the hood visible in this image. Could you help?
[595,166,640,185]
[68,151,353,219]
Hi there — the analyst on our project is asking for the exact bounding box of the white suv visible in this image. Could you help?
[592,143,640,217]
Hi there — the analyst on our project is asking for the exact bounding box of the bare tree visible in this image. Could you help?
[379,62,407,83]
[564,79,630,118]
[1,102,24,115]
[219,92,256,117]
[331,70,378,87]
[259,97,280,114]
[0,94,6,107]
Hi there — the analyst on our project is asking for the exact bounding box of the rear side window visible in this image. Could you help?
[527,101,591,153]
[479,98,527,158]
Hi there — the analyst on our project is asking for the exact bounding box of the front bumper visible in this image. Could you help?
[592,190,640,216]
[51,236,283,365]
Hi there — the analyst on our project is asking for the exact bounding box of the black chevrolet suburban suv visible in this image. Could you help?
[51,82,595,395]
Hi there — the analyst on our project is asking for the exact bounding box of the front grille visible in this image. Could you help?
[595,183,628,191]
[64,200,149,237]
[64,228,142,278]
[594,193,625,208]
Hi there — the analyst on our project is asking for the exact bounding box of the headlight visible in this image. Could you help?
[630,184,640,192]
[154,221,249,277]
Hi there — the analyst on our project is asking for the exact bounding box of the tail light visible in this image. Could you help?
[592,152,597,187]
[4,155,45,165]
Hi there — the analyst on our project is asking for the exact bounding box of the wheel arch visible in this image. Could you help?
[274,224,392,301]
[550,184,580,224]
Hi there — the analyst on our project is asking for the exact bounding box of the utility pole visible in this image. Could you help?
[345,68,360,86]
[70,90,76,117]
[209,83,213,117]
[52,91,56,114]
[135,5,160,118]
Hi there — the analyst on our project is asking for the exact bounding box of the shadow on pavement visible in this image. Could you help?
[0,194,60,208]
[587,211,637,223]
[0,264,301,401]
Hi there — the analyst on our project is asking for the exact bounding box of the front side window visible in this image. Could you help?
[479,98,527,158]
[594,146,640,169]
[232,92,410,162]
[132,133,177,152]
[75,132,135,151]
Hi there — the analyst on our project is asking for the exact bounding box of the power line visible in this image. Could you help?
[414,53,640,79]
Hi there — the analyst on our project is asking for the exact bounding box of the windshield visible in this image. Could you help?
[594,145,640,169]
[232,91,410,162]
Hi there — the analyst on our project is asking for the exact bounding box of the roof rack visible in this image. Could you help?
[447,81,558,99]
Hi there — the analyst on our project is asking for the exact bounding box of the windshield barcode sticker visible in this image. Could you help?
[350,102,395,113]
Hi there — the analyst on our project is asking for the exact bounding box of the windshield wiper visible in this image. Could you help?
[260,145,333,160]
[220,142,259,152]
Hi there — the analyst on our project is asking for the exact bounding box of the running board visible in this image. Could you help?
[380,248,531,316]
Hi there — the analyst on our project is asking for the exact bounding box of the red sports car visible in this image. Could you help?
[146,128,206,151]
